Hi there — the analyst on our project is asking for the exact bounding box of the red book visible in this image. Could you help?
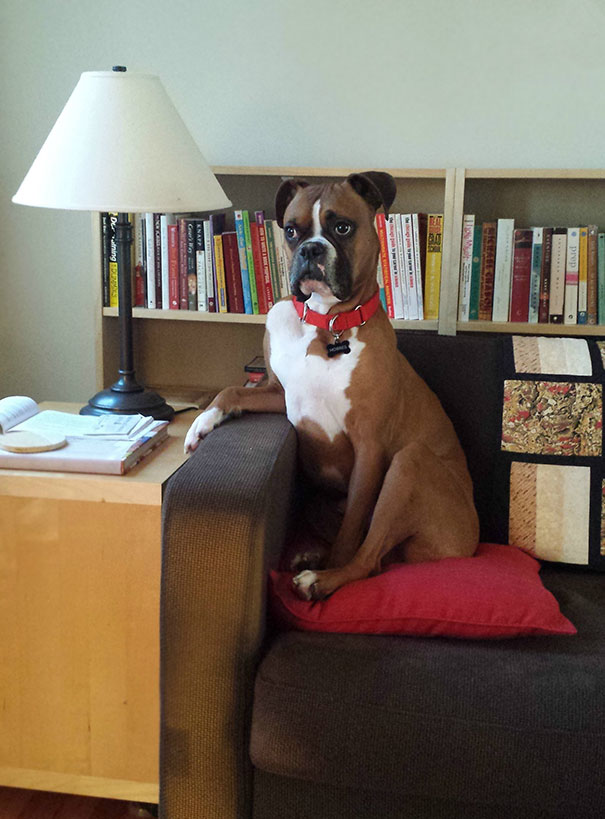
[478,222,497,321]
[375,213,394,318]
[222,232,244,313]
[250,222,268,313]
[168,223,180,309]
[178,217,193,310]
[509,229,534,322]
[255,212,274,310]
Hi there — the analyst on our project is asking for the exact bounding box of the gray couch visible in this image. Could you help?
[160,332,605,818]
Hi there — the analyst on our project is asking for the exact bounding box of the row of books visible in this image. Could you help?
[458,218,605,325]
[101,210,446,320]
[101,210,292,314]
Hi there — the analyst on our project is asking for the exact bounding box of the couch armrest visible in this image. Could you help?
[160,413,297,819]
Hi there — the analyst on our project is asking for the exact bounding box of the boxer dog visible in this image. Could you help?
[184,172,479,600]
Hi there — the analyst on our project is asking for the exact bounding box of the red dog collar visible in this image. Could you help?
[293,289,381,338]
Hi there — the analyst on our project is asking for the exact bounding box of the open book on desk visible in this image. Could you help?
[0,396,169,475]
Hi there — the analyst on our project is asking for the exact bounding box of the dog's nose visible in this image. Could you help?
[299,241,326,261]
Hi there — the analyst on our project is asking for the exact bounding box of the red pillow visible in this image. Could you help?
[269,543,576,639]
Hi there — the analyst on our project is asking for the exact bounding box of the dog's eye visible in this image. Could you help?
[334,221,352,237]
[285,225,297,241]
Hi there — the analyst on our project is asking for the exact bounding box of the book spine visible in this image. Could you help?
[234,210,253,313]
[160,214,175,310]
[101,214,110,307]
[549,228,567,323]
[412,213,426,320]
[402,214,417,319]
[424,214,443,321]
[387,215,404,319]
[458,214,475,321]
[478,222,497,321]
[376,213,394,318]
[108,213,119,308]
[222,232,244,313]
[153,214,162,309]
[395,215,409,319]
[242,211,259,314]
[264,220,282,304]
[509,229,533,323]
[528,227,543,323]
[195,220,207,311]
[577,226,588,324]
[167,223,180,309]
[491,219,515,322]
[564,227,580,325]
[599,233,605,325]
[134,213,146,307]
[274,225,290,300]
[255,211,275,310]
[587,225,599,325]
[213,234,228,313]
[469,225,482,320]
[187,220,197,311]
[203,220,215,312]
[538,227,552,323]
[208,213,226,313]
[250,221,268,313]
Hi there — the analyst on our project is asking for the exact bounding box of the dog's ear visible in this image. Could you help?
[275,179,310,228]
[346,171,397,217]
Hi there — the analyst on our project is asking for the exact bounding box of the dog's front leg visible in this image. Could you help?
[184,381,286,453]
[293,443,386,600]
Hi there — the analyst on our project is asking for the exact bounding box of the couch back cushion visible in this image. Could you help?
[395,331,503,542]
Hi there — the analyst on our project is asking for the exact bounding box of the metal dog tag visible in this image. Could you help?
[326,340,351,357]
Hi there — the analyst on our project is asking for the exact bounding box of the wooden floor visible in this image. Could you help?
[0,787,157,818]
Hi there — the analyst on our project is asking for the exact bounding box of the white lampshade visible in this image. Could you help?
[12,69,232,213]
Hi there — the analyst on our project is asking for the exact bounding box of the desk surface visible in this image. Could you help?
[0,403,198,505]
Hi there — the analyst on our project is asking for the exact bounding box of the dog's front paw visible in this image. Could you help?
[184,407,225,454]
[292,570,320,601]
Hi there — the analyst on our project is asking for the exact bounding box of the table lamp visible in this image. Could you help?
[12,66,231,420]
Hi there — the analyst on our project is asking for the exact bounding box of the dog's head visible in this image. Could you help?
[275,171,396,303]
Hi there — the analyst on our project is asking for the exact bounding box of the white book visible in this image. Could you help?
[160,214,176,310]
[549,229,567,322]
[412,213,424,320]
[196,246,207,311]
[0,396,168,475]
[274,224,290,299]
[145,213,156,309]
[564,228,580,325]
[491,219,515,322]
[528,227,543,323]
[401,214,418,320]
[387,215,404,319]
[395,215,411,319]
[458,215,475,321]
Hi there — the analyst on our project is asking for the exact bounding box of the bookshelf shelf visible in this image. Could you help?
[94,166,605,399]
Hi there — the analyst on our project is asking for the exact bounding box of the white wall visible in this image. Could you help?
[2,0,604,400]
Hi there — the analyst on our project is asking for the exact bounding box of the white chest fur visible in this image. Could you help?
[266,300,365,441]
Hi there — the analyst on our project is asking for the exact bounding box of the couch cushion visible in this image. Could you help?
[251,567,605,816]
[494,335,605,569]
[269,543,576,638]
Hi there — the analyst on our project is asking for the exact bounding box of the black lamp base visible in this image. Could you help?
[80,377,174,421]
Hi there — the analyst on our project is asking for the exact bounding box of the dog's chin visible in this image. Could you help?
[299,278,334,298]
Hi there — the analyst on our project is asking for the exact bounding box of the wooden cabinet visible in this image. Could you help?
[95,167,605,398]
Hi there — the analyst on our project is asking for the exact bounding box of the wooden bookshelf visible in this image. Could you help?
[94,167,605,398]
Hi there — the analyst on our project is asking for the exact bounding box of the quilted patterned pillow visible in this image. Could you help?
[497,335,605,570]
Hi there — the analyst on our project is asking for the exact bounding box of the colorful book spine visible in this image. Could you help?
[203,220,215,312]
[424,214,443,321]
[376,213,394,318]
[469,225,482,320]
[412,213,426,320]
[386,215,404,319]
[160,214,175,310]
[167,223,180,310]
[538,228,553,323]
[133,213,146,308]
[255,211,275,310]
[509,229,533,323]
[264,220,282,303]
[587,225,598,325]
[234,210,253,313]
[402,214,417,320]
[241,210,259,314]
[222,231,244,313]
[213,234,228,313]
[195,220,206,311]
[108,213,119,308]
[250,221,268,313]
[478,222,497,321]
[186,219,197,311]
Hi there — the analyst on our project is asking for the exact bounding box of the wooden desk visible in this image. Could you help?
[0,404,196,802]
